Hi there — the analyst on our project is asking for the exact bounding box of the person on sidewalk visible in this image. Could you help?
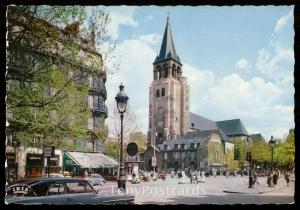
[267,171,272,187]
[285,171,291,187]
[272,171,278,187]
[84,169,88,178]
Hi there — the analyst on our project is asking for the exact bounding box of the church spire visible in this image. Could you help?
[154,15,181,64]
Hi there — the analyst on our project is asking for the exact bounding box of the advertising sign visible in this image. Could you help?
[127,142,138,156]
[43,146,55,157]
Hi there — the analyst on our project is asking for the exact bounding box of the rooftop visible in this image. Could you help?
[154,16,181,64]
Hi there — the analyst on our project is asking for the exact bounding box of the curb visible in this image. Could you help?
[223,189,265,194]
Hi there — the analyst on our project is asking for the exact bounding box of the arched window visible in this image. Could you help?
[156,89,160,97]
[161,88,165,96]
[172,64,176,77]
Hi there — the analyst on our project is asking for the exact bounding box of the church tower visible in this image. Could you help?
[148,16,190,146]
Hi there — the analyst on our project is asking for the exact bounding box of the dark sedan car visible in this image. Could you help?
[5,177,134,205]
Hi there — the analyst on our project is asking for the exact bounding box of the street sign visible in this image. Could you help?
[151,156,156,166]
[43,146,55,157]
[127,142,138,156]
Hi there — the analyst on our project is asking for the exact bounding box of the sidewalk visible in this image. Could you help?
[223,179,294,195]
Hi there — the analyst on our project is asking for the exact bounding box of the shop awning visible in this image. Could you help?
[64,152,118,169]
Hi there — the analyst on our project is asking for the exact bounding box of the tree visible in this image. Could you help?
[103,137,120,160]
[233,138,249,167]
[110,105,140,143]
[6,6,112,149]
[129,132,147,153]
[248,141,269,163]
[80,7,119,75]
[273,129,295,170]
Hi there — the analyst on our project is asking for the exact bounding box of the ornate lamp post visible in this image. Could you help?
[268,136,276,173]
[115,83,129,190]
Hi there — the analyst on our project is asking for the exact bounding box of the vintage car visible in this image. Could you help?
[88,173,106,186]
[5,177,134,205]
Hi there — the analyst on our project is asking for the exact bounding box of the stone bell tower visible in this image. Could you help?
[148,16,190,146]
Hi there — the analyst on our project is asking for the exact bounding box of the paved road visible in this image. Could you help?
[99,175,294,204]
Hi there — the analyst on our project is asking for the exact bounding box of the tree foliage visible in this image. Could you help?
[103,137,120,160]
[247,129,295,170]
[128,132,146,153]
[6,6,111,149]
[80,7,119,75]
[273,129,295,170]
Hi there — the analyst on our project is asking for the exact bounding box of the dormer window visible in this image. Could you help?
[164,145,168,150]
[180,144,185,150]
[197,143,200,148]
[190,143,195,149]
[174,144,179,150]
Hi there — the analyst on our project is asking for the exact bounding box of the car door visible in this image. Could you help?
[64,181,104,204]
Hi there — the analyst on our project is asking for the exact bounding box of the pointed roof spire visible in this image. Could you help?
[154,14,181,64]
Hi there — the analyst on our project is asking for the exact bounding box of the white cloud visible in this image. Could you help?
[105,38,156,136]
[256,9,294,85]
[235,58,251,70]
[192,73,293,139]
[105,6,139,39]
[275,9,293,33]
[144,15,154,22]
[138,34,162,44]
[182,63,215,113]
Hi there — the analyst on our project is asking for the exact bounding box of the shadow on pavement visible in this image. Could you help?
[136,194,295,205]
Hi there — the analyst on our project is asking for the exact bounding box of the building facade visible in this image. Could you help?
[6,7,107,181]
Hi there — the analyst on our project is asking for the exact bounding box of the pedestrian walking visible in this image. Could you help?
[285,171,291,187]
[253,171,259,185]
[189,171,193,184]
[267,171,272,187]
[272,171,278,186]
[84,169,88,178]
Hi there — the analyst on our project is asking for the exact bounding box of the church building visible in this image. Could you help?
[144,17,250,173]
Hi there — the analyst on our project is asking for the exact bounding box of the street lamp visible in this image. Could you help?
[268,136,276,173]
[115,83,129,190]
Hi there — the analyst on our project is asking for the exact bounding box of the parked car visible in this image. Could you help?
[5,177,134,205]
[88,173,106,186]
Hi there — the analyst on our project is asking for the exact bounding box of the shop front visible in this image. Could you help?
[63,151,118,179]
[26,154,44,178]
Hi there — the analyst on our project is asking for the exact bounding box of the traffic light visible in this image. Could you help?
[246,152,252,161]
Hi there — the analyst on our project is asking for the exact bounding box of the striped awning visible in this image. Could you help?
[64,152,118,168]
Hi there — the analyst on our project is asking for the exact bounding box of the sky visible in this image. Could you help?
[86,6,294,140]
